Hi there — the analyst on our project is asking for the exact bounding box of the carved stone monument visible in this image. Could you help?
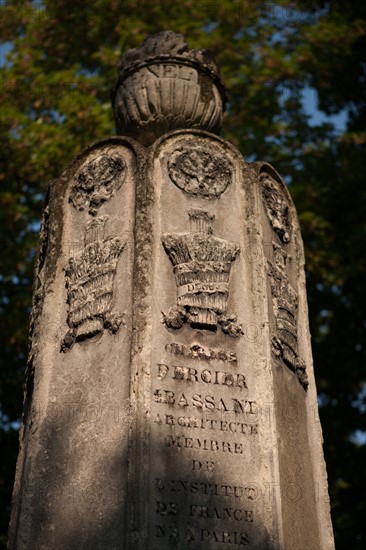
[8,31,335,549]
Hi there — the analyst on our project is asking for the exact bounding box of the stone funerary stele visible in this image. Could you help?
[8,31,335,549]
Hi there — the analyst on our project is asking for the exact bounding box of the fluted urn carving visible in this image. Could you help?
[111,31,226,146]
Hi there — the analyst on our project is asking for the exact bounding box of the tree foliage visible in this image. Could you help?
[1,1,365,547]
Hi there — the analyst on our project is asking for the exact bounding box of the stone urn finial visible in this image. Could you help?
[111,31,227,146]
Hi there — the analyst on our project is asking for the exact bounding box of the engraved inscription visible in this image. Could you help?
[153,390,257,413]
[61,216,124,350]
[192,459,215,472]
[150,326,259,548]
[152,348,261,549]
[153,388,259,438]
[168,144,232,197]
[69,152,127,215]
[189,504,253,522]
[260,170,291,243]
[153,477,254,546]
[156,363,247,388]
[155,525,250,545]
[154,414,258,436]
[162,210,242,336]
[151,236,259,550]
[157,478,259,500]
[268,241,308,388]
[150,342,258,545]
[164,435,253,454]
[166,342,237,362]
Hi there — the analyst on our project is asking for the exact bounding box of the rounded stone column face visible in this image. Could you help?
[111,31,226,146]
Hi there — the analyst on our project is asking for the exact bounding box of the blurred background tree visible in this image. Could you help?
[1,1,365,547]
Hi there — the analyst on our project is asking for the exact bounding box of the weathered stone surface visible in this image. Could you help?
[123,129,334,549]
[8,137,144,549]
[9,31,334,550]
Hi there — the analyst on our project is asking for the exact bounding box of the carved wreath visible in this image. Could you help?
[168,145,232,197]
[70,152,127,215]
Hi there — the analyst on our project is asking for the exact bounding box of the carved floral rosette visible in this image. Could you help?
[62,216,124,350]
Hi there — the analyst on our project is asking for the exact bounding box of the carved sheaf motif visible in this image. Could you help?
[69,152,127,215]
[162,210,242,336]
[260,171,291,244]
[61,216,125,351]
[268,242,308,389]
[167,144,233,197]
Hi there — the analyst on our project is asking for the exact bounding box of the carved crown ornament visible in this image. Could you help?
[111,31,227,146]
[162,210,242,337]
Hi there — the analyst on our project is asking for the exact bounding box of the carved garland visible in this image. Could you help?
[260,169,308,389]
[168,144,232,197]
[267,242,308,389]
[62,149,128,350]
[260,171,291,244]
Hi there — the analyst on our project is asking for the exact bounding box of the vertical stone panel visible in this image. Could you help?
[255,161,333,549]
[9,137,143,550]
[124,130,334,549]
[126,130,282,549]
